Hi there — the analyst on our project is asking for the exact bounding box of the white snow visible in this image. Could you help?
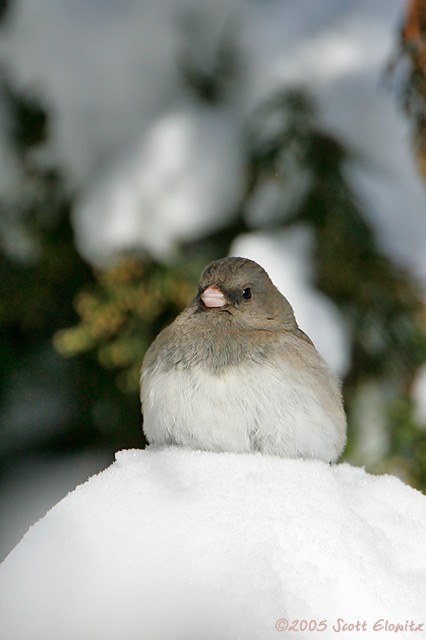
[74,107,244,261]
[1,446,426,640]
[3,0,426,281]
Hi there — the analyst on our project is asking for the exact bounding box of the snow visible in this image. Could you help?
[3,0,426,281]
[242,0,426,283]
[1,446,426,640]
[74,107,244,261]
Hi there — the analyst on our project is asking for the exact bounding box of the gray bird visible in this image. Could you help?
[141,257,346,462]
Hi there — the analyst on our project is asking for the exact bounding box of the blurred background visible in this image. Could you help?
[1,0,426,561]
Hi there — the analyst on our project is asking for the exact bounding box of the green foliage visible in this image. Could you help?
[54,257,195,393]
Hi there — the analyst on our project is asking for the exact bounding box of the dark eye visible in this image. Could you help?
[241,287,252,300]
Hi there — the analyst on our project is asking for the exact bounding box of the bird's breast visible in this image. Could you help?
[155,324,280,373]
[141,356,346,462]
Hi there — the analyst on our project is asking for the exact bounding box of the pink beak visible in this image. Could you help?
[201,285,226,308]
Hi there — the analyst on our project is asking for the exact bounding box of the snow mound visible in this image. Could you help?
[0,447,425,640]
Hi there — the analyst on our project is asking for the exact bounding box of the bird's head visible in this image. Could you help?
[193,257,297,331]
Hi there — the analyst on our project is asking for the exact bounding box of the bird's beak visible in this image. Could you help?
[201,285,226,308]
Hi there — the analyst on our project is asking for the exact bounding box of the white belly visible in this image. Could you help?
[142,362,342,462]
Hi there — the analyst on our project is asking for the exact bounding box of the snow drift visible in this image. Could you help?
[0,446,425,640]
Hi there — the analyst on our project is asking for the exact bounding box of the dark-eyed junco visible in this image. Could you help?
[141,257,346,462]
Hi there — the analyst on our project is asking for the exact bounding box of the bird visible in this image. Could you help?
[141,257,346,462]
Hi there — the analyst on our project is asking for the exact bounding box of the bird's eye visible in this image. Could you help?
[241,287,252,300]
